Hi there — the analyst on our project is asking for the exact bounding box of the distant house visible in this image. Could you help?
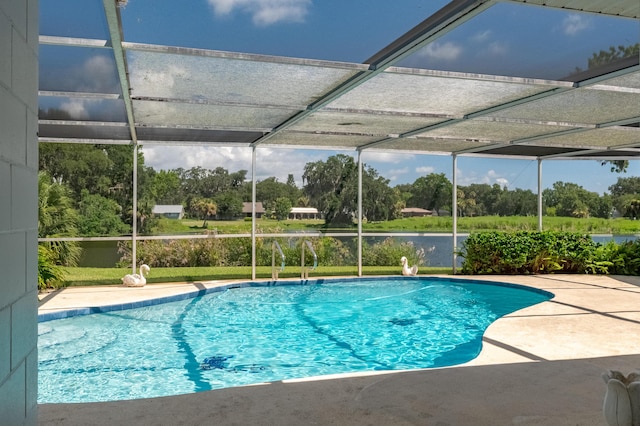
[242,202,265,219]
[152,204,184,219]
[289,207,320,220]
[401,207,433,218]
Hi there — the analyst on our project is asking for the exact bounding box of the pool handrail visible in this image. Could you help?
[301,240,317,279]
[272,240,285,280]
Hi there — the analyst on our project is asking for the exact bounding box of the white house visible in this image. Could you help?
[289,207,320,220]
[152,205,184,219]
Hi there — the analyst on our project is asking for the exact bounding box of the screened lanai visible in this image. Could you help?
[38,0,640,276]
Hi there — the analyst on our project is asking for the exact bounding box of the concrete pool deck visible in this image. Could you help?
[38,274,640,425]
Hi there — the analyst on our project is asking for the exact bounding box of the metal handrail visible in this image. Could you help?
[272,240,285,280]
[301,240,317,279]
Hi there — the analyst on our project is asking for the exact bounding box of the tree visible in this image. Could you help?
[77,191,130,236]
[214,193,243,220]
[38,172,81,266]
[624,199,640,219]
[302,155,400,226]
[362,166,402,221]
[543,181,604,218]
[494,188,537,216]
[408,173,452,215]
[601,160,628,174]
[150,169,182,204]
[456,188,477,217]
[609,177,640,217]
[462,183,503,216]
[189,198,217,227]
[39,143,113,201]
[303,154,358,226]
[256,177,298,212]
[588,43,639,69]
[273,197,292,221]
[592,194,613,219]
[39,143,154,229]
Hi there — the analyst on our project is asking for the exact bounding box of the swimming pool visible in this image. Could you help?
[38,277,552,403]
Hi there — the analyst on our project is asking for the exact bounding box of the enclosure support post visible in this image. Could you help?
[538,158,543,232]
[357,150,363,277]
[251,146,257,280]
[104,0,139,274]
[132,142,137,274]
[452,154,458,274]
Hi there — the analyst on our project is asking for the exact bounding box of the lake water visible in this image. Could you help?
[75,234,638,268]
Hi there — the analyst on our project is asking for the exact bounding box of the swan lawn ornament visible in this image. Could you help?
[122,264,150,287]
[401,256,418,276]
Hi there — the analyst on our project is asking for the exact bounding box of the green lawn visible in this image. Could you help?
[153,216,639,235]
[61,266,453,287]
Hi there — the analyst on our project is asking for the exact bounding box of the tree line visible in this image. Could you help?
[38,145,639,240]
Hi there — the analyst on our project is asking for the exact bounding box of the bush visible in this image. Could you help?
[38,245,66,290]
[458,231,603,275]
[118,235,428,269]
[607,239,640,275]
[362,238,424,267]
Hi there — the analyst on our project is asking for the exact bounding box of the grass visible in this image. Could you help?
[365,216,640,234]
[152,216,640,235]
[60,266,453,287]
[153,218,326,234]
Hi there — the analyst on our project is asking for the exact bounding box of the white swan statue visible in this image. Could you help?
[401,256,418,276]
[122,264,150,287]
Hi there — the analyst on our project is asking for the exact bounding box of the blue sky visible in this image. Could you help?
[40,0,639,195]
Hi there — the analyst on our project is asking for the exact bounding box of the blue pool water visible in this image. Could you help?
[38,277,552,403]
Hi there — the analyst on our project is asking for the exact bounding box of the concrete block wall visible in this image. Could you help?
[0,0,39,424]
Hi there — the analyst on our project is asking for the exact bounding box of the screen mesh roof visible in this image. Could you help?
[38,0,640,160]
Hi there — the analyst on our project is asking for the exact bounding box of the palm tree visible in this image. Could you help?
[38,171,81,266]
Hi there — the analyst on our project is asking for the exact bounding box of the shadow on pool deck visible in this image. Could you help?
[38,275,640,425]
[38,354,640,425]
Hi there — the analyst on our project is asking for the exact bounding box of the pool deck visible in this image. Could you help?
[38,274,640,425]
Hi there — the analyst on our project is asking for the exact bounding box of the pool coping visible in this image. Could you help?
[37,275,554,322]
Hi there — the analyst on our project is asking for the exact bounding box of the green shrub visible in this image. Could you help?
[38,245,66,290]
[118,235,427,269]
[458,231,603,275]
[607,239,640,275]
[362,238,424,267]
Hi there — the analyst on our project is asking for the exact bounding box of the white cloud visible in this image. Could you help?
[142,146,342,187]
[57,98,120,121]
[384,167,410,183]
[456,168,510,188]
[418,41,463,62]
[143,145,252,175]
[59,99,91,119]
[365,151,413,165]
[486,41,508,56]
[495,177,509,188]
[471,30,492,43]
[58,55,119,94]
[415,166,435,174]
[207,0,311,26]
[388,167,409,176]
[562,14,591,36]
[129,64,186,99]
[82,56,117,89]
